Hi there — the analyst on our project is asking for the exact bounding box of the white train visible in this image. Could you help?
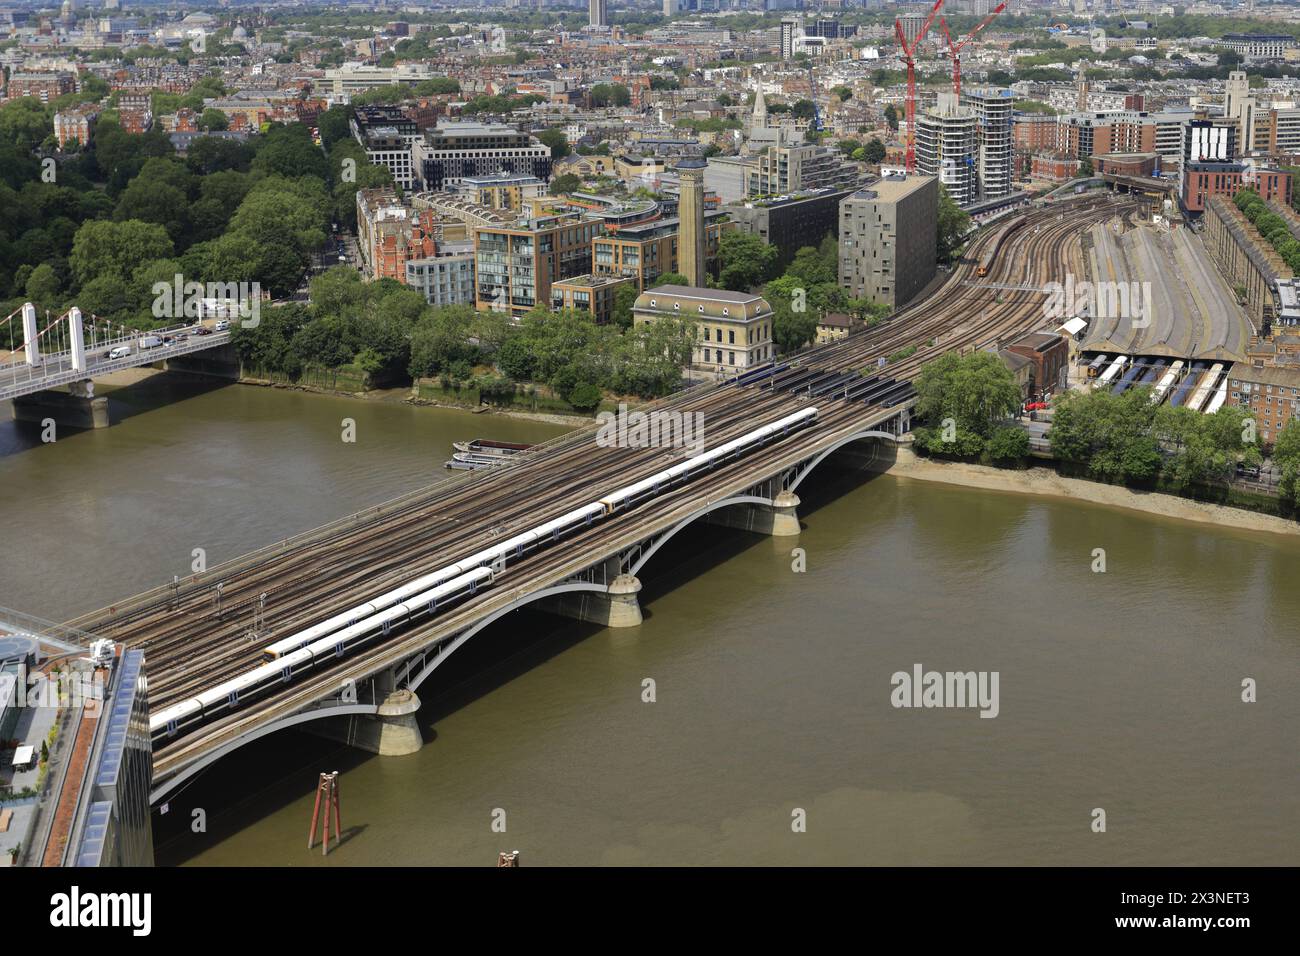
[1185,363,1224,413]
[1150,360,1184,406]
[149,407,820,746]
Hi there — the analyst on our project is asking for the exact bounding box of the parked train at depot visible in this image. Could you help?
[149,407,820,746]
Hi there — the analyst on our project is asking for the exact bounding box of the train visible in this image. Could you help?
[976,214,1027,277]
[1149,360,1184,405]
[149,407,821,746]
[1184,363,1224,413]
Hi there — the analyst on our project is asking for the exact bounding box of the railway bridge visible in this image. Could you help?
[55,195,1138,804]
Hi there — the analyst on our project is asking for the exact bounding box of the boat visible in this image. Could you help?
[445,454,501,471]
[451,438,534,455]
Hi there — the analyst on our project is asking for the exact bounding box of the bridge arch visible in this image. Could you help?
[149,703,381,804]
[787,428,902,492]
[625,494,772,578]
[405,581,610,694]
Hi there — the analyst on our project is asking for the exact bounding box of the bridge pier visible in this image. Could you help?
[704,490,802,537]
[543,573,644,628]
[11,384,110,430]
[309,681,424,757]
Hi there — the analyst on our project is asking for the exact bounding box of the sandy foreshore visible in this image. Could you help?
[886,448,1300,538]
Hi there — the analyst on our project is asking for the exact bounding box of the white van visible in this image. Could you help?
[108,345,131,360]
[213,319,230,332]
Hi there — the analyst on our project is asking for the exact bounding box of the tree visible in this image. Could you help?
[1049,387,1162,483]
[884,104,899,131]
[590,83,631,108]
[864,137,886,164]
[717,232,778,292]
[316,106,352,152]
[70,220,174,288]
[549,173,581,195]
[936,184,971,262]
[199,108,229,132]
[24,263,61,309]
[651,272,689,287]
[915,351,1022,441]
[536,128,570,161]
[611,282,639,331]
[1273,417,1300,500]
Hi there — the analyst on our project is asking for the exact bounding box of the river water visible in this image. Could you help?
[1,373,1296,866]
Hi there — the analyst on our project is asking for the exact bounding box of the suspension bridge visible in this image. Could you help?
[0,302,234,406]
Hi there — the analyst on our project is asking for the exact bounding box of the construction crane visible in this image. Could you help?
[937,3,1007,97]
[895,0,946,174]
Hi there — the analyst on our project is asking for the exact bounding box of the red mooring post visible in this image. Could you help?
[307,771,341,856]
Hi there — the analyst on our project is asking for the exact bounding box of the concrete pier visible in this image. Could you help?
[11,387,110,430]
[312,689,424,756]
[543,574,644,628]
[705,490,802,536]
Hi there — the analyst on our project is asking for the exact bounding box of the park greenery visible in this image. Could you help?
[0,93,400,345]
[716,232,890,354]
[1049,387,1261,489]
[911,351,1028,463]
[231,269,695,405]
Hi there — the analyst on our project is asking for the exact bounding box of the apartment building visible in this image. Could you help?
[550,274,634,325]
[53,103,98,147]
[406,248,476,308]
[744,143,862,197]
[474,212,601,318]
[448,172,547,211]
[915,94,979,207]
[725,187,857,270]
[965,88,1014,202]
[355,187,438,282]
[1227,365,1300,445]
[351,106,421,190]
[591,211,727,291]
[5,71,76,103]
[838,175,938,310]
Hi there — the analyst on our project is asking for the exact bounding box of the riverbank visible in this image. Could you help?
[886,447,1300,538]
[99,365,597,429]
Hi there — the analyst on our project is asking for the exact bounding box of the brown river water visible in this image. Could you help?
[1,373,1295,866]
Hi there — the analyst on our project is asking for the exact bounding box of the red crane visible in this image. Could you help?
[937,3,1007,97]
[895,0,946,174]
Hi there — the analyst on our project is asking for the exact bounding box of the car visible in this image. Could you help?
[1025,402,1050,411]
[108,345,131,360]
[194,325,212,336]
[214,319,230,332]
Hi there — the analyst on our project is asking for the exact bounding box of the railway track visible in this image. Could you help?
[63,194,1135,771]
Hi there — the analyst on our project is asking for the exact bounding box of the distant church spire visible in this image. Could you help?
[752,88,767,128]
